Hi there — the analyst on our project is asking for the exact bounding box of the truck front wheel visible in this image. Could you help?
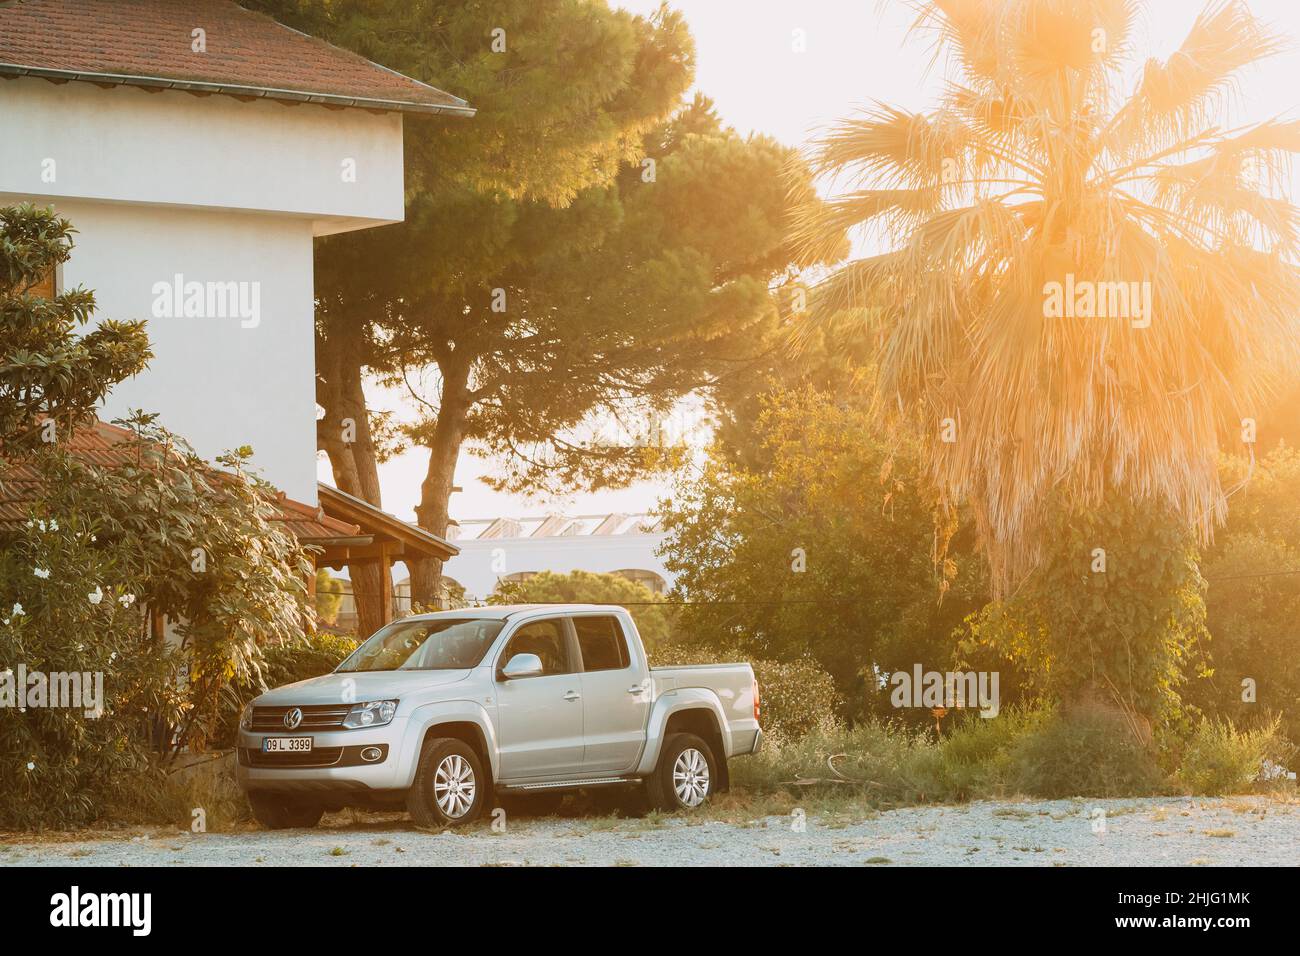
[647,732,717,812]
[407,737,487,828]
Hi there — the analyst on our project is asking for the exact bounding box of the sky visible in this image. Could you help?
[320,0,1300,528]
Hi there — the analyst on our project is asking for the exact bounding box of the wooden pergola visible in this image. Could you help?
[309,483,458,632]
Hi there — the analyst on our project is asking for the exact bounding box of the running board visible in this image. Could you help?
[500,776,636,792]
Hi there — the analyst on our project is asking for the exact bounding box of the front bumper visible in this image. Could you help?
[235,717,415,793]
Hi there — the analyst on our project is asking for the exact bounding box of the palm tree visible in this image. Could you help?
[794,0,1300,592]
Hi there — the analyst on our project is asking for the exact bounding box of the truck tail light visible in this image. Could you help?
[753,677,761,723]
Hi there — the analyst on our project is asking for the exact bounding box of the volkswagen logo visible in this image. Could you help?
[283,707,303,730]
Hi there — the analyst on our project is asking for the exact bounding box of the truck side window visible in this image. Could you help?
[574,616,630,672]
[501,619,572,675]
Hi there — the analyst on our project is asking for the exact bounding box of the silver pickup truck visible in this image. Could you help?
[236,604,761,828]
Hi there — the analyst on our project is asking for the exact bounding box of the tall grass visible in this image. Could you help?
[1177,717,1288,796]
[732,707,1291,807]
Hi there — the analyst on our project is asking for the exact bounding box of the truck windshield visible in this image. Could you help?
[336,618,505,672]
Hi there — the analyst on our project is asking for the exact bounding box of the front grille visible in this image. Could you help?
[250,704,351,732]
[240,747,343,768]
[239,744,388,769]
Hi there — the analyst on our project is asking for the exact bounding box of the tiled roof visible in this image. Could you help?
[0,0,474,115]
[0,419,360,542]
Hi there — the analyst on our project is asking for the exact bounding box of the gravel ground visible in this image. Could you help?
[1,795,1293,866]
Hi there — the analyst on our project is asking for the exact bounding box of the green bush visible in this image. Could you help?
[731,719,930,803]
[0,514,167,829]
[650,642,840,740]
[260,631,358,689]
[1009,710,1165,798]
[1177,717,1286,796]
[753,658,843,739]
[315,569,345,626]
[936,706,1050,799]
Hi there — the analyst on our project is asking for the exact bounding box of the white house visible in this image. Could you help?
[0,0,472,506]
[0,0,465,633]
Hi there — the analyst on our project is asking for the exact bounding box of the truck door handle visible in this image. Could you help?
[628,686,644,694]
[563,691,581,702]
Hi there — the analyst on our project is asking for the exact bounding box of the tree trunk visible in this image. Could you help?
[317,322,390,636]
[317,326,383,505]
[410,360,472,607]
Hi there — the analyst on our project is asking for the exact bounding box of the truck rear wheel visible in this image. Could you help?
[248,791,325,830]
[407,737,487,828]
[646,732,717,812]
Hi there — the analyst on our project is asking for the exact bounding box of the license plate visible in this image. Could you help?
[262,736,312,753]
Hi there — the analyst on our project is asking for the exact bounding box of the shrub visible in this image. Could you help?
[0,514,168,829]
[0,204,150,456]
[749,659,842,740]
[315,570,345,626]
[959,495,1207,727]
[1009,710,1165,798]
[658,388,988,712]
[730,719,930,803]
[261,631,358,689]
[110,754,250,832]
[1177,716,1286,796]
[936,705,1050,799]
[651,642,840,740]
[731,706,1051,806]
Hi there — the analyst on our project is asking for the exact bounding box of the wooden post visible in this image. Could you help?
[378,542,393,627]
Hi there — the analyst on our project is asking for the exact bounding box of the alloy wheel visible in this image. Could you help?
[672,747,710,807]
[433,753,476,818]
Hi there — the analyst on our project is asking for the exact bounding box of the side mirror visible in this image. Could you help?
[500,653,544,680]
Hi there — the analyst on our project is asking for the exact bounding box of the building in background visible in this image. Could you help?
[387,513,672,610]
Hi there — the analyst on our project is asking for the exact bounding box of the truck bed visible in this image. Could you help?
[649,662,760,758]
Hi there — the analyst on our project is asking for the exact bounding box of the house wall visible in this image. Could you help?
[0,76,405,233]
[0,77,409,503]
[53,200,320,502]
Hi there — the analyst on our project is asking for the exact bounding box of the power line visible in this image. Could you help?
[331,569,1300,608]
[1204,568,1300,583]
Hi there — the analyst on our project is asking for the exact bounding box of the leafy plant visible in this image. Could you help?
[660,388,987,719]
[1188,448,1300,748]
[0,204,150,457]
[1177,716,1286,796]
[1009,710,1165,799]
[28,416,316,757]
[791,0,1300,592]
[315,569,345,626]
[652,640,842,740]
[959,494,1208,725]
[0,513,169,828]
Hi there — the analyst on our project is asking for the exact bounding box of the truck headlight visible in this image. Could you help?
[342,699,398,729]
[239,703,254,731]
